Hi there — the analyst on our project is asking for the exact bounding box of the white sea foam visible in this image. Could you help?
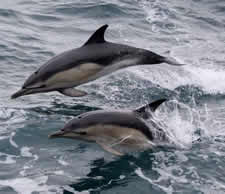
[0,152,17,164]
[58,156,69,166]
[149,100,198,148]
[0,107,12,121]
[138,0,168,24]
[53,170,64,175]
[63,185,90,194]
[9,131,18,148]
[186,66,225,94]
[0,107,27,126]
[119,175,125,180]
[0,136,9,140]
[20,146,38,160]
[135,167,173,194]
[129,63,225,95]
[20,147,33,157]
[154,166,188,184]
[0,176,62,194]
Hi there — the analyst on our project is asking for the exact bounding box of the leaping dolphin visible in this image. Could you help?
[11,25,184,99]
[49,99,168,156]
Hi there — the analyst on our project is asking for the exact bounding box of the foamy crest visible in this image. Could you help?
[186,66,225,94]
[130,64,225,94]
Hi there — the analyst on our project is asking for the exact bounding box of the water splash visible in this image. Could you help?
[154,99,210,148]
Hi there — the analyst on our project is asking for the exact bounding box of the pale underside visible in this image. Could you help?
[43,58,139,97]
[46,62,103,88]
[63,124,154,155]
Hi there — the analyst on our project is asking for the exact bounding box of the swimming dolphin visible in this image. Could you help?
[49,99,168,155]
[11,24,184,99]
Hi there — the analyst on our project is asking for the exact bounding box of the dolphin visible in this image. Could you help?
[49,99,168,156]
[11,24,184,99]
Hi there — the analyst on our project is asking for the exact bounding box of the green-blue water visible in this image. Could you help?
[1,0,225,193]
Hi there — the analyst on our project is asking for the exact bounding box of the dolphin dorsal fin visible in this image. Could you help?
[134,99,167,119]
[83,24,108,46]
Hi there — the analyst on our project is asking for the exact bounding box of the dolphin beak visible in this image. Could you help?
[11,88,30,99]
[48,129,83,139]
[11,86,49,99]
[48,130,65,139]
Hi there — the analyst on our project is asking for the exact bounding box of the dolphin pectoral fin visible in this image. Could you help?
[58,88,87,97]
[97,142,123,156]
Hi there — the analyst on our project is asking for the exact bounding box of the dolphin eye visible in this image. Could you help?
[74,131,87,135]
[40,84,46,88]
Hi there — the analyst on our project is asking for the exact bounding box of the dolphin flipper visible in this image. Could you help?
[97,141,123,156]
[58,88,87,97]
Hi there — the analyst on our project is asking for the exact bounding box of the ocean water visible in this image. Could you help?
[0,0,225,193]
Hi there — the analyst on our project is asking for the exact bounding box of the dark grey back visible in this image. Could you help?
[65,110,154,140]
[23,41,164,88]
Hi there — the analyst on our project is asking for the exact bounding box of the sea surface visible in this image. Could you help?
[0,0,225,193]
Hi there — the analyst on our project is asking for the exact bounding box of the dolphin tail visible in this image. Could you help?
[162,57,186,66]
